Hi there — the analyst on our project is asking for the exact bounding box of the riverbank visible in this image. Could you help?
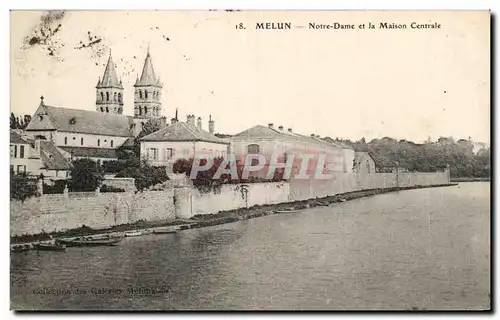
[11,183,457,245]
[450,177,490,182]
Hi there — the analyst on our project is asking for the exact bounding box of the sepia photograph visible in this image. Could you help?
[9,10,490,311]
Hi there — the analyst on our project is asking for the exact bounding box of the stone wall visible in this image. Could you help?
[10,187,175,237]
[174,182,290,219]
[102,177,136,192]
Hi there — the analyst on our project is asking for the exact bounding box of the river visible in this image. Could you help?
[10,182,490,310]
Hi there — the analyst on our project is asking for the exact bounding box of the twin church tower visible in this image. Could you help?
[95,48,163,119]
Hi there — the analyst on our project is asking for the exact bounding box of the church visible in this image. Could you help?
[24,49,165,163]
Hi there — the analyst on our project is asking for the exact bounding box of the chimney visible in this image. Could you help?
[187,114,195,126]
[197,117,202,129]
[171,118,177,124]
[288,128,292,133]
[268,123,274,129]
[278,125,284,130]
[208,115,215,134]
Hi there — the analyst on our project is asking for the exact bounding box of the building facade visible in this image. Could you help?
[353,152,377,174]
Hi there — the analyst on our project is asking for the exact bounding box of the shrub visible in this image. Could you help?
[100,184,125,193]
[69,158,103,191]
[43,180,68,194]
[116,163,169,191]
[10,172,39,201]
[101,160,128,174]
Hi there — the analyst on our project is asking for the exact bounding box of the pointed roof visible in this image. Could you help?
[135,49,162,87]
[140,121,228,144]
[98,54,123,89]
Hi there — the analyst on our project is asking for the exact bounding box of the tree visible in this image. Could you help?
[115,162,169,191]
[10,172,39,201]
[137,118,166,139]
[69,158,103,191]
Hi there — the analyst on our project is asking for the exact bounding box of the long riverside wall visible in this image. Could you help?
[11,170,450,236]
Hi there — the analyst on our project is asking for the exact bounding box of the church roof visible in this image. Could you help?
[141,121,229,144]
[97,54,123,89]
[59,146,118,159]
[26,103,134,137]
[135,50,162,87]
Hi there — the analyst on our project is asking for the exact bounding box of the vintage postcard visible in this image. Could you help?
[10,10,490,311]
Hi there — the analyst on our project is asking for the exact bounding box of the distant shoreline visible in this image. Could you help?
[450,177,490,182]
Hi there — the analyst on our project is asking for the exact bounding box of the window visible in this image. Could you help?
[106,92,110,101]
[166,148,174,160]
[64,137,68,145]
[73,137,76,140]
[98,139,100,146]
[145,91,148,99]
[148,148,158,160]
[366,161,370,174]
[106,107,109,113]
[111,140,113,147]
[247,144,260,154]
[20,145,25,158]
[66,171,69,178]
[10,146,13,157]
[100,107,104,112]
[13,145,17,158]
[114,92,117,101]
[139,107,142,115]
[118,93,122,103]
[139,90,143,99]
[17,165,26,173]
[81,137,84,146]
[100,92,104,101]
[144,107,148,114]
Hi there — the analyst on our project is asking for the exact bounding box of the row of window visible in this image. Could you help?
[10,165,26,174]
[146,148,227,161]
[64,137,113,147]
[100,92,123,103]
[138,90,160,100]
[10,145,25,158]
[100,106,122,113]
[135,106,161,116]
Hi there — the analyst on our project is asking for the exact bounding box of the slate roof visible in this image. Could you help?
[59,147,118,159]
[135,50,162,87]
[97,54,123,89]
[10,130,28,144]
[141,121,229,144]
[233,125,343,149]
[26,104,134,137]
[39,141,72,170]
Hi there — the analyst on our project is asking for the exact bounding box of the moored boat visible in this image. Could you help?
[275,208,300,214]
[153,229,177,235]
[11,244,31,252]
[34,243,66,251]
[56,236,123,247]
[125,231,144,237]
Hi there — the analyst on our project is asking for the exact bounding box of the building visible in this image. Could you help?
[353,151,377,174]
[24,49,164,163]
[140,115,228,166]
[10,129,72,180]
[321,137,355,173]
[230,123,345,178]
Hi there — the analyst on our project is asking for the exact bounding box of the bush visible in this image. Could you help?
[70,158,103,191]
[116,163,169,191]
[43,180,68,194]
[11,172,39,201]
[100,184,125,193]
[101,160,128,174]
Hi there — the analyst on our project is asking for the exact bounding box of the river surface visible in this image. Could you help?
[11,182,490,310]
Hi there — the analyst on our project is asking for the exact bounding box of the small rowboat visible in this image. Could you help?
[125,231,143,237]
[275,208,300,214]
[11,244,31,252]
[34,243,66,251]
[153,229,177,235]
[56,236,123,247]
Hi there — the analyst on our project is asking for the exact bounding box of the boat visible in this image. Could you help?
[56,236,123,247]
[124,231,144,237]
[275,208,300,214]
[153,229,177,235]
[11,244,31,252]
[34,242,66,251]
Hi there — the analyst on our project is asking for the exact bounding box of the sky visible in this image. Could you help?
[10,10,490,143]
